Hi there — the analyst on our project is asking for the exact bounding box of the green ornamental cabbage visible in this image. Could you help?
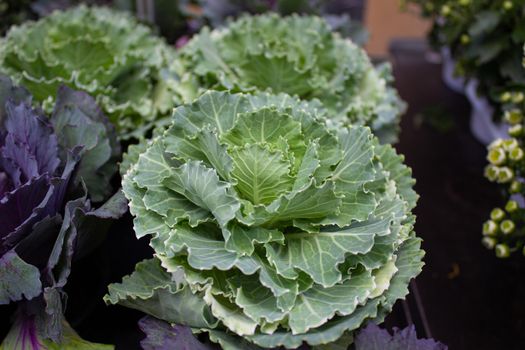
[0,5,180,139]
[178,14,406,143]
[106,91,423,349]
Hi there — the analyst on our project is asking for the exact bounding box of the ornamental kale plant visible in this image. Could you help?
[0,75,125,348]
[177,14,405,143]
[106,91,424,349]
[0,5,180,139]
[404,0,525,115]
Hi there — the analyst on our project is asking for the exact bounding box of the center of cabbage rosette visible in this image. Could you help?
[122,91,419,348]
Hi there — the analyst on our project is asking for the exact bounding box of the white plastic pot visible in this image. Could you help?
[440,47,466,94]
[465,80,508,145]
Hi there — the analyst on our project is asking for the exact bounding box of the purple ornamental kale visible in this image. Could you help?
[0,75,126,346]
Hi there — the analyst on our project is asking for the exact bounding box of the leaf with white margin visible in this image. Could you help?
[163,224,243,270]
[203,289,258,336]
[132,141,212,228]
[369,256,398,298]
[266,216,392,286]
[161,255,235,297]
[375,142,418,211]
[247,299,381,348]
[288,269,375,334]
[162,161,240,232]
[104,258,217,328]
[162,225,297,305]
[229,274,287,323]
[373,235,424,322]
[122,171,170,240]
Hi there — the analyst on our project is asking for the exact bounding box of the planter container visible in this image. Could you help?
[465,80,507,145]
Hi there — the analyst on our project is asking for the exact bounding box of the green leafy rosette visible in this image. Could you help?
[106,91,423,349]
[177,14,406,143]
[0,5,181,139]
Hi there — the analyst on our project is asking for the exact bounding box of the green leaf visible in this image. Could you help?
[230,144,294,205]
[328,127,377,225]
[288,269,376,333]
[105,258,216,328]
[266,216,392,286]
[163,161,240,232]
[0,251,41,304]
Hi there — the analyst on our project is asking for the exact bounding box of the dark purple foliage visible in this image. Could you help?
[0,75,125,343]
[355,323,448,350]
[139,316,216,350]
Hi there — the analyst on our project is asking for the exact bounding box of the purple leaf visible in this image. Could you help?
[139,316,216,350]
[51,85,120,202]
[2,101,60,181]
[0,175,52,252]
[355,323,448,350]
[0,75,31,127]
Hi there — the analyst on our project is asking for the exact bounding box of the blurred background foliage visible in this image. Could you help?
[1,0,368,45]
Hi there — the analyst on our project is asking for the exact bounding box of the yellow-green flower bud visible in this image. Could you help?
[497,166,514,183]
[509,124,523,137]
[510,181,522,193]
[505,200,519,213]
[441,5,451,15]
[502,139,519,151]
[487,147,506,165]
[504,110,523,125]
[484,165,499,182]
[482,237,497,249]
[459,0,470,5]
[501,92,512,102]
[488,138,504,150]
[483,220,498,236]
[495,243,511,258]
[460,34,470,45]
[490,208,505,221]
[500,219,516,235]
[509,147,524,161]
[513,92,524,104]
[503,1,513,10]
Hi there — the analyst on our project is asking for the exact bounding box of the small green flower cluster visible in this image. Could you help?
[482,199,524,258]
[482,89,525,257]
